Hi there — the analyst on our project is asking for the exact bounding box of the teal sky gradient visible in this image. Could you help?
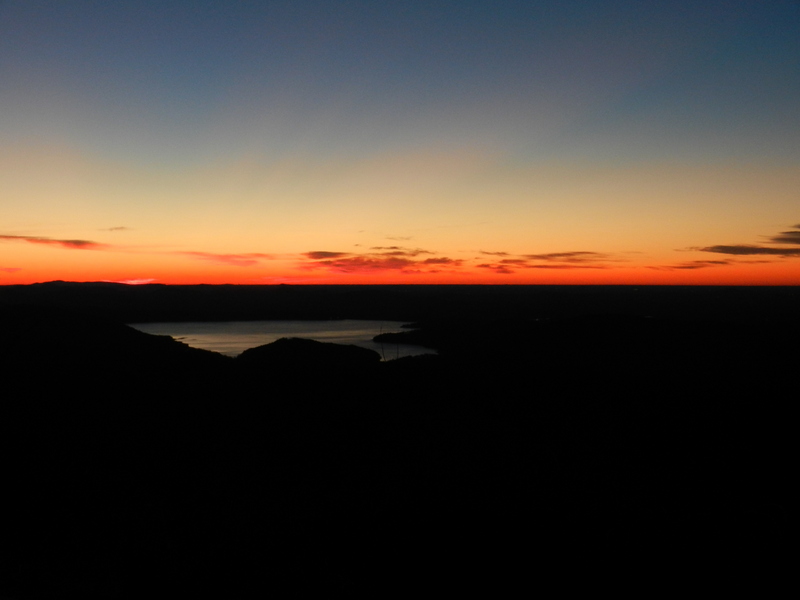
[4,1,797,163]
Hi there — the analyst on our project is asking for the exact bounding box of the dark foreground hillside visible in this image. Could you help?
[0,286,796,596]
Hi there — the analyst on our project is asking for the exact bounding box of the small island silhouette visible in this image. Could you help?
[0,283,795,596]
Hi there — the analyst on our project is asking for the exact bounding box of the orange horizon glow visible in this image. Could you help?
[2,255,799,286]
[3,221,800,286]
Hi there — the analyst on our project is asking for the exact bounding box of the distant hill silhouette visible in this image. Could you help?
[2,280,800,323]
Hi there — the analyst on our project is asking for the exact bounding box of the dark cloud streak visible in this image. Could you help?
[477,263,514,274]
[303,249,463,273]
[525,264,608,270]
[422,257,463,266]
[699,245,800,256]
[370,246,434,257]
[524,251,606,262]
[309,256,416,272]
[0,234,105,249]
[305,251,350,260]
[698,223,800,258]
[477,249,613,274]
[768,225,800,245]
[651,260,732,270]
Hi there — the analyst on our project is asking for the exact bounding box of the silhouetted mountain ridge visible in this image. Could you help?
[2,281,799,323]
[0,290,795,597]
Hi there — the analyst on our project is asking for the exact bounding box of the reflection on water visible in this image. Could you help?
[130,320,434,359]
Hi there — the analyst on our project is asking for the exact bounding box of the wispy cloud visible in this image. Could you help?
[1,267,22,273]
[649,260,732,271]
[302,248,463,274]
[0,234,106,249]
[306,255,416,272]
[103,226,130,232]
[304,251,350,260]
[422,257,463,266]
[697,223,800,257]
[523,251,607,262]
[499,258,527,265]
[477,263,514,274]
[178,251,274,267]
[476,249,613,274]
[525,263,608,269]
[767,224,800,245]
[369,246,434,257]
[698,245,800,256]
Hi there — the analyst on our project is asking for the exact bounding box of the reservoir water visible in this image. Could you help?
[130,320,433,359]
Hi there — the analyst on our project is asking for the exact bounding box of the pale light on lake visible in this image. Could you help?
[130,320,433,359]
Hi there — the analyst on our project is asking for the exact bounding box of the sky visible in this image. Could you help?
[1,0,799,285]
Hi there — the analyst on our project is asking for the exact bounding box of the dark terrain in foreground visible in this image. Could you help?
[0,283,796,596]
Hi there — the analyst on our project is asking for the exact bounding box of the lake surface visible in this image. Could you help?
[130,320,434,359]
